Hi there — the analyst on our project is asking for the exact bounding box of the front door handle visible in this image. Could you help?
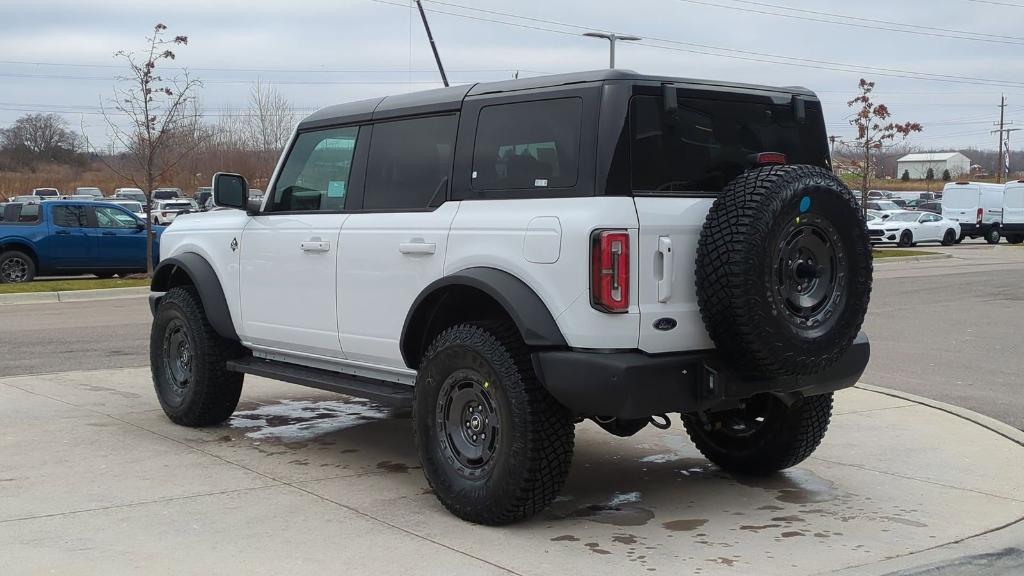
[300,241,331,253]
[55,230,71,235]
[102,231,117,236]
[399,242,436,255]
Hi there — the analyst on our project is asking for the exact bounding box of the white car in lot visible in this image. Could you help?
[150,199,196,225]
[867,210,961,247]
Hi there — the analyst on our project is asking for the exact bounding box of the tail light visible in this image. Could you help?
[977,207,984,224]
[161,211,170,217]
[754,152,788,165]
[591,230,630,313]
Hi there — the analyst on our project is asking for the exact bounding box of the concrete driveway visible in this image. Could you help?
[1,368,1022,575]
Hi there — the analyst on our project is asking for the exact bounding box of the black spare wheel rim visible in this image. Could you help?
[705,394,780,445]
[436,369,501,479]
[161,318,193,406]
[1,256,29,283]
[771,213,846,336]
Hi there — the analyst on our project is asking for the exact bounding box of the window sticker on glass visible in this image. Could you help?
[327,180,347,198]
[534,179,548,187]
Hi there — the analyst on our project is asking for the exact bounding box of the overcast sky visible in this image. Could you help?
[2,0,1022,152]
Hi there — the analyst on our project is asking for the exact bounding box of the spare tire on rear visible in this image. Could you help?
[695,165,872,378]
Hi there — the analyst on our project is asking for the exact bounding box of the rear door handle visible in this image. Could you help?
[399,242,436,255]
[102,231,117,236]
[300,241,331,252]
[55,230,71,235]
[657,236,673,303]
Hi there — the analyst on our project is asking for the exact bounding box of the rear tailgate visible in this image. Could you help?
[634,197,714,354]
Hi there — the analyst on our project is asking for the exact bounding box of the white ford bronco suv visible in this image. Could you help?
[150,70,872,525]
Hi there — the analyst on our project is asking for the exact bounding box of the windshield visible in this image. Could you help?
[163,203,191,211]
[874,201,899,211]
[890,212,921,222]
[113,201,143,212]
[34,189,59,197]
[629,94,829,193]
[76,188,101,196]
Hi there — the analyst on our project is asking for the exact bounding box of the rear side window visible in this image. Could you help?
[2,204,40,223]
[472,98,582,191]
[52,205,88,227]
[364,115,458,210]
[272,126,360,212]
[630,95,829,194]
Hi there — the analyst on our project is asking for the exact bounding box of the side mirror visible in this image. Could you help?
[213,172,248,210]
[136,221,146,230]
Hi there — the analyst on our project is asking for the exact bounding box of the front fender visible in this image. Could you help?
[151,252,238,341]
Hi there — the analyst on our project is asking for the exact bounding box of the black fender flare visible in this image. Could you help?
[400,267,567,368]
[151,253,238,341]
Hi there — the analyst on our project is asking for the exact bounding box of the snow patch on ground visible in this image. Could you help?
[229,399,390,442]
[607,491,642,506]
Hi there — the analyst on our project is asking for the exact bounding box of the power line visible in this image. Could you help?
[967,0,1024,7]
[675,0,1024,46]
[380,0,1024,89]
[0,60,547,75]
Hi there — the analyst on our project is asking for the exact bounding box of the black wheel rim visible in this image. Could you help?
[771,213,847,332]
[708,395,778,440]
[436,370,501,478]
[161,318,193,402]
[1,256,28,283]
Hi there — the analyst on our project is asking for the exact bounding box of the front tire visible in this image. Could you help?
[897,230,913,248]
[414,321,574,525]
[682,393,834,475]
[150,286,243,426]
[0,250,36,283]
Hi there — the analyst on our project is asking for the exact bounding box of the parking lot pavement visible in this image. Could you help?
[2,369,1021,575]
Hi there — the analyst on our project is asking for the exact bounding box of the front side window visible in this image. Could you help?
[472,98,582,191]
[95,206,138,228]
[364,115,458,210]
[52,205,88,227]
[630,95,829,193]
[272,126,360,212]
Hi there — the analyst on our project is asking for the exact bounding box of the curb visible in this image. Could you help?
[873,253,953,265]
[0,286,149,305]
[855,382,1024,446]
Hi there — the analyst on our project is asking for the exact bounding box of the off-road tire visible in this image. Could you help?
[897,230,914,248]
[695,165,872,378]
[0,250,36,283]
[986,227,1001,244]
[941,229,956,246]
[413,321,574,525]
[150,286,243,426]
[682,393,834,475]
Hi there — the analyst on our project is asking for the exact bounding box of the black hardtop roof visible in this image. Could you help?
[298,69,816,130]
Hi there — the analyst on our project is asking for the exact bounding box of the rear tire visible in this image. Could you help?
[1007,235,1024,245]
[0,250,35,283]
[414,321,574,525]
[150,286,243,426]
[941,229,956,246]
[682,393,834,475]
[986,227,1001,244]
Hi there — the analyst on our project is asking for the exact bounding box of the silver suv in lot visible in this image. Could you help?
[149,70,872,525]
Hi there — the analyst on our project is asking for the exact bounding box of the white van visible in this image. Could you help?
[941,181,1004,243]
[1002,180,1024,244]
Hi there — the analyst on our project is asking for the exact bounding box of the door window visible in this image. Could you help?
[271,126,360,212]
[95,206,139,228]
[52,205,88,227]
[922,213,941,223]
[364,115,458,210]
[472,98,582,191]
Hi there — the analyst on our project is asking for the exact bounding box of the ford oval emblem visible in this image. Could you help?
[653,317,677,331]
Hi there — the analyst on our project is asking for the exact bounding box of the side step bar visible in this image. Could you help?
[226,356,414,408]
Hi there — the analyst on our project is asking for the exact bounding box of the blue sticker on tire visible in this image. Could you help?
[799,196,811,213]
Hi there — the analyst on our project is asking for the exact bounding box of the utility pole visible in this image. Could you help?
[414,0,448,87]
[582,32,642,69]
[994,95,1007,183]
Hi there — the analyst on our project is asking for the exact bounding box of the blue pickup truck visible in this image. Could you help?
[0,200,164,283]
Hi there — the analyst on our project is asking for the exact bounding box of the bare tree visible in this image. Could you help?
[2,113,81,159]
[94,23,203,275]
[244,80,296,184]
[845,79,922,211]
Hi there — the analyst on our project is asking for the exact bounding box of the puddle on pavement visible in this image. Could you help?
[229,399,391,442]
[733,468,839,504]
[662,518,709,532]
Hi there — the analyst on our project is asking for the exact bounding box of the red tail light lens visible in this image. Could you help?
[977,207,984,223]
[591,230,630,313]
[756,152,788,165]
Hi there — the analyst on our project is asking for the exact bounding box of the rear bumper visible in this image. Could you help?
[533,332,869,419]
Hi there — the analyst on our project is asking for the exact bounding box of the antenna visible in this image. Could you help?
[414,0,449,87]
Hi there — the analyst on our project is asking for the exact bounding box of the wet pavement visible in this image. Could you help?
[0,368,1021,575]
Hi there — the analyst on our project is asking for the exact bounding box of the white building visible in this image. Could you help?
[897,152,971,180]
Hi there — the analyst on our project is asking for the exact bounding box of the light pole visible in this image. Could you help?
[582,32,641,69]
